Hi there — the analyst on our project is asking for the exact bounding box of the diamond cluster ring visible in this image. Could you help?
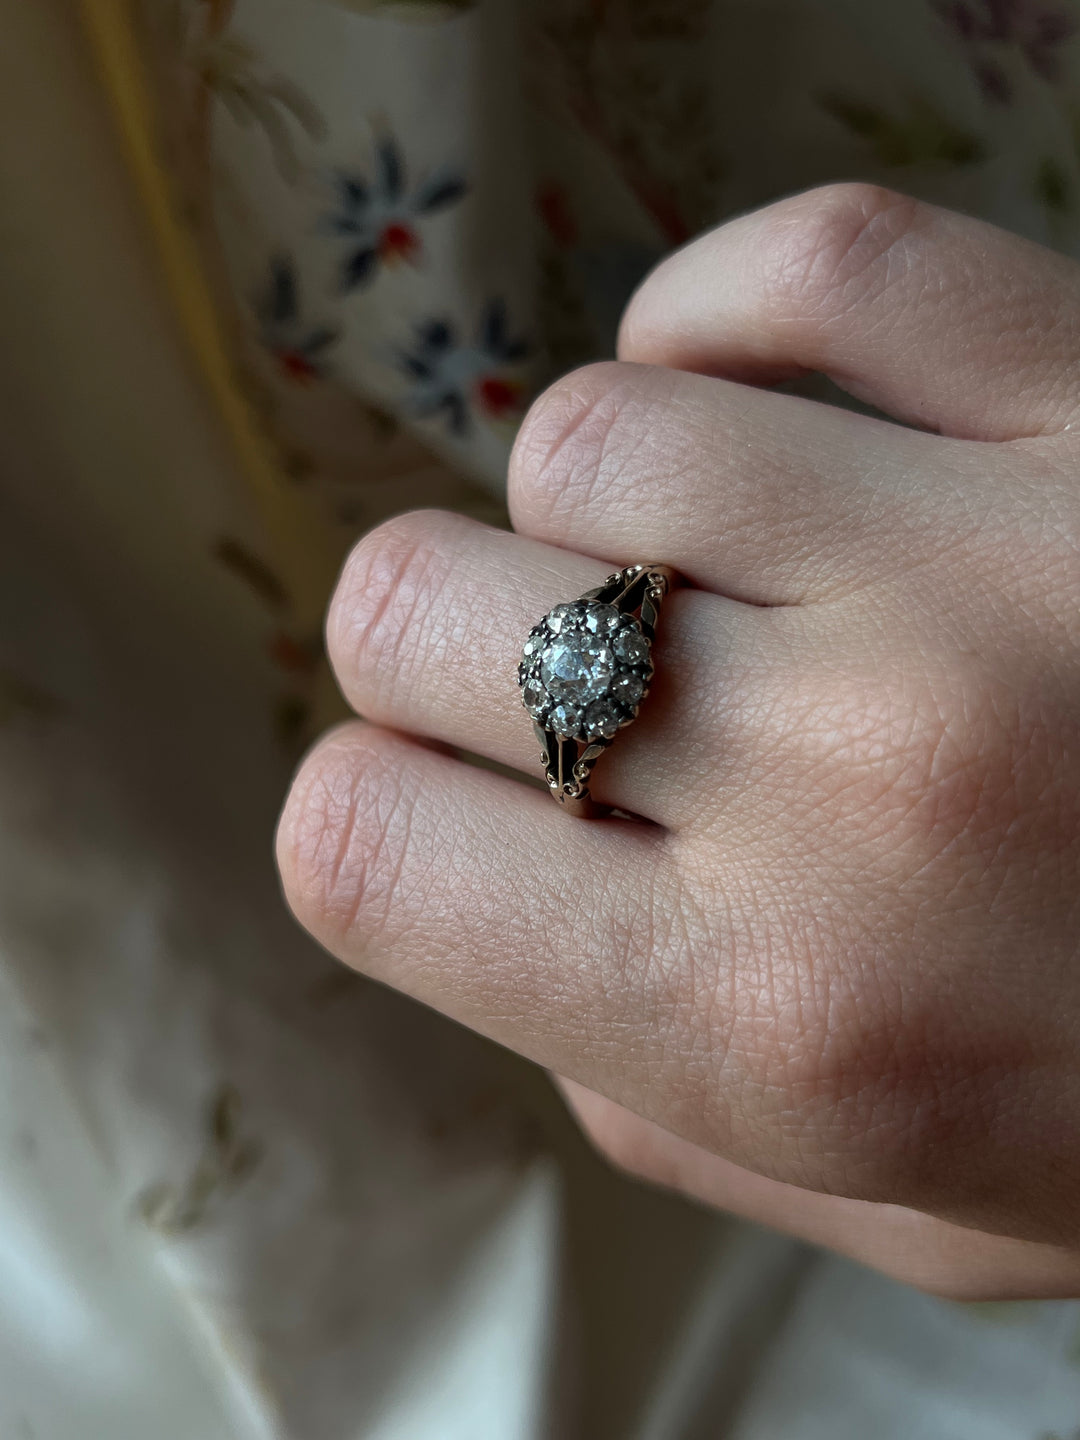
[517,564,676,817]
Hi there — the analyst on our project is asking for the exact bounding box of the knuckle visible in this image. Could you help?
[769,933,1025,1215]
[762,182,925,325]
[747,663,1064,1212]
[783,661,1033,865]
[328,510,454,710]
[275,725,410,951]
[508,361,640,533]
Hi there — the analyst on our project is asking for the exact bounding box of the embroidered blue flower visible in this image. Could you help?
[326,135,468,291]
[256,257,339,382]
[398,299,531,435]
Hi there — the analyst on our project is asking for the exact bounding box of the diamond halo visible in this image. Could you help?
[517,600,654,742]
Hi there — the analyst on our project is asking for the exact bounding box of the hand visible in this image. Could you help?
[277,185,1080,1299]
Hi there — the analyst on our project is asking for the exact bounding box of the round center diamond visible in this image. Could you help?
[540,633,614,706]
[519,600,655,741]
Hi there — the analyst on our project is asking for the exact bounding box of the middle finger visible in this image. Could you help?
[509,360,963,606]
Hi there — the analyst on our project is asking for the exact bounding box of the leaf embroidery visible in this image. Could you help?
[213,537,289,610]
[136,1083,264,1235]
[819,92,985,167]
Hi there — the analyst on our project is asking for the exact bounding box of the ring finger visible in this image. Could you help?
[325,508,788,828]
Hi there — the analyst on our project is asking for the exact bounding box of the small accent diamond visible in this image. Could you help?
[522,679,546,714]
[584,604,621,633]
[613,629,649,666]
[548,604,581,633]
[585,701,619,740]
[612,672,644,709]
[549,703,581,735]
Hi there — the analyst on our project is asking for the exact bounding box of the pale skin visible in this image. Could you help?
[276,184,1080,1300]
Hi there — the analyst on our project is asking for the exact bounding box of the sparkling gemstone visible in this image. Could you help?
[584,603,621,634]
[547,603,583,633]
[522,633,542,656]
[585,701,619,739]
[612,672,644,709]
[549,703,581,735]
[522,679,547,714]
[613,628,649,666]
[540,633,614,705]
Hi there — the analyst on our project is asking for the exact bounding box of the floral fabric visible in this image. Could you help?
[113,0,1080,744]
[4,0,1080,1434]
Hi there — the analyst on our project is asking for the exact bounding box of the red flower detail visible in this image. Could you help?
[276,349,319,384]
[475,374,524,417]
[537,182,579,247]
[379,222,420,263]
[269,631,319,674]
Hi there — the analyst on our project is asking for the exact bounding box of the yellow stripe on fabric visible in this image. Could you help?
[76,0,340,629]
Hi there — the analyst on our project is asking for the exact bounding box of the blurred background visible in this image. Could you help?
[2,3,1080,1436]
